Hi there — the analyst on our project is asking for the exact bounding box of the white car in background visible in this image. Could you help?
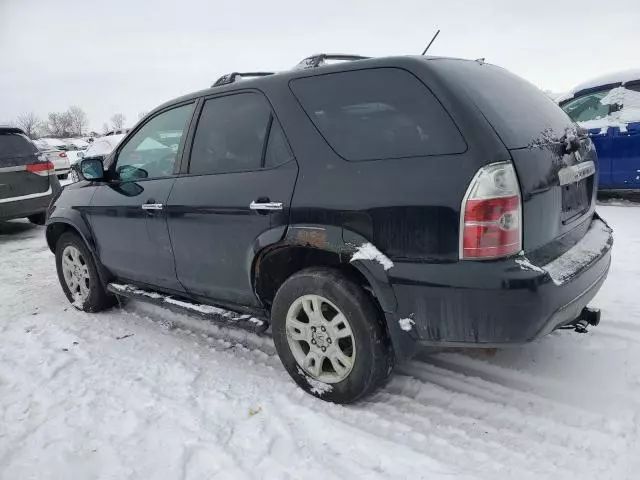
[70,134,125,182]
[63,137,90,151]
[33,138,71,179]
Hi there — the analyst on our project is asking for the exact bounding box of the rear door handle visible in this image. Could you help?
[141,203,163,211]
[249,201,283,211]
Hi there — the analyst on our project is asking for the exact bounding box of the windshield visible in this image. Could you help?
[561,89,614,123]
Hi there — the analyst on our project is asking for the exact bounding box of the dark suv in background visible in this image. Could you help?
[45,54,613,403]
[0,126,60,224]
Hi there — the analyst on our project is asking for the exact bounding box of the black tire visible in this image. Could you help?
[271,267,394,404]
[55,232,115,312]
[27,213,46,225]
[69,168,80,183]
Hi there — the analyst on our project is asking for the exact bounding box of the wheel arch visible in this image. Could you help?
[253,225,418,361]
[46,217,95,254]
[46,216,112,287]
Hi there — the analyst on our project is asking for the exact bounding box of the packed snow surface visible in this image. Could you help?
[1,205,639,479]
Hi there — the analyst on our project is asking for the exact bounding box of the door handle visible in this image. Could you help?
[141,203,164,211]
[249,201,283,211]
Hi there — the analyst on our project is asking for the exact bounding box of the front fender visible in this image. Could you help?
[46,209,95,253]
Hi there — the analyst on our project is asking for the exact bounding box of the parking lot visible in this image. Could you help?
[1,201,638,480]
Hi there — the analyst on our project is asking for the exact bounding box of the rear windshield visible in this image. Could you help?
[430,59,575,149]
[0,133,38,166]
[290,68,466,161]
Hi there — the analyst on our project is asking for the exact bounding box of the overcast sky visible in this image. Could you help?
[1,0,638,132]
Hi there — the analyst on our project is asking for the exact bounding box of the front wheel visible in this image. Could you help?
[271,268,394,404]
[69,168,80,183]
[55,232,115,312]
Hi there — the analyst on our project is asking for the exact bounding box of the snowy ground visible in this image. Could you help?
[1,205,639,480]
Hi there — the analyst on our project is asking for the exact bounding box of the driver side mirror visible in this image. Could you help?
[80,158,105,181]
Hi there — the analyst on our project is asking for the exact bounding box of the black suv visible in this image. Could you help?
[1,126,60,224]
[46,54,613,403]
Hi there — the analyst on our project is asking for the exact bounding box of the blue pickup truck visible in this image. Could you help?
[560,70,640,190]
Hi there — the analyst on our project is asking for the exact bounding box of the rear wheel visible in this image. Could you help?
[55,232,115,312]
[271,268,393,403]
[27,213,46,225]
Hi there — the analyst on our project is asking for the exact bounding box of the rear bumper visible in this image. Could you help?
[0,177,60,221]
[388,216,613,347]
[0,191,55,221]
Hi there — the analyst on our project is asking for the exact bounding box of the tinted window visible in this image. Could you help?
[264,119,292,168]
[431,59,575,149]
[290,68,465,161]
[189,93,271,174]
[0,133,38,167]
[561,89,612,122]
[0,133,37,157]
[116,103,193,181]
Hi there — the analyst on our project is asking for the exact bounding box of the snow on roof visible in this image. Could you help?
[84,134,125,157]
[36,137,68,149]
[571,69,640,94]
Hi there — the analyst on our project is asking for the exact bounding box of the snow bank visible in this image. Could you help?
[350,243,394,271]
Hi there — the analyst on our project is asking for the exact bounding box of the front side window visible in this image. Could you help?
[115,103,194,181]
[189,93,272,175]
[289,68,466,161]
[561,90,613,123]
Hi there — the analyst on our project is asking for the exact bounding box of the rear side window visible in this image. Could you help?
[264,119,292,168]
[430,59,575,149]
[0,133,38,167]
[189,93,272,174]
[290,68,466,161]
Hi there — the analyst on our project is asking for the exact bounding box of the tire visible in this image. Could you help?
[55,232,115,312]
[27,213,46,225]
[271,268,394,404]
[69,169,80,183]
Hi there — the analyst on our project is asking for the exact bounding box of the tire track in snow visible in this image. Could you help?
[386,370,623,479]
[123,301,626,479]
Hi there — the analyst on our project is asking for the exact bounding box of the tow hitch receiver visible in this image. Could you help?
[572,307,601,333]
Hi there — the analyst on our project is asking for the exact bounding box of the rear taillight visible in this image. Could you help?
[58,152,67,158]
[460,162,522,260]
[26,161,55,176]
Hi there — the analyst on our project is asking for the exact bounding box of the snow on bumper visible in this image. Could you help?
[542,218,613,285]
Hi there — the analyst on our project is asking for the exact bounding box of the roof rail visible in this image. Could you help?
[295,54,369,70]
[212,72,274,87]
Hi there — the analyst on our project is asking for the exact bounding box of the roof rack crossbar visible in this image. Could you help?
[212,71,274,87]
[296,54,369,69]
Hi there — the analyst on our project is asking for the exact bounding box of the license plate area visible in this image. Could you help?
[561,178,591,224]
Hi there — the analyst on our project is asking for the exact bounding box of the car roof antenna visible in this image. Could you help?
[421,29,441,55]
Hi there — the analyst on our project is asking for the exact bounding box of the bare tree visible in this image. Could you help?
[110,113,126,130]
[102,123,110,134]
[15,112,42,138]
[46,111,74,137]
[67,106,88,136]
